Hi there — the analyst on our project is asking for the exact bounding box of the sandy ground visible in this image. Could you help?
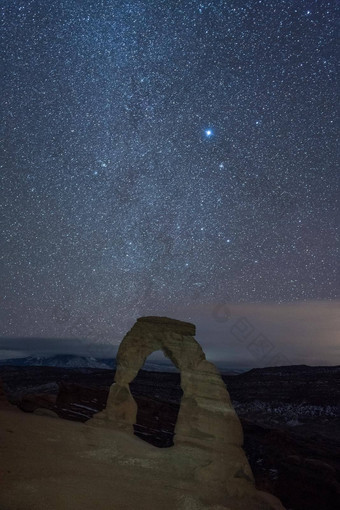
[0,408,223,510]
[0,407,286,510]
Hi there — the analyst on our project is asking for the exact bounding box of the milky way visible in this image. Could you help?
[1,1,338,343]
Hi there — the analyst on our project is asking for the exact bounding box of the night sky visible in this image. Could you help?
[1,1,338,363]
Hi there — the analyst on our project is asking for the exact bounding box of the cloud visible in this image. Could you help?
[166,300,340,368]
[0,300,338,368]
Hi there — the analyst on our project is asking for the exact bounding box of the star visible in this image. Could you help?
[0,0,337,347]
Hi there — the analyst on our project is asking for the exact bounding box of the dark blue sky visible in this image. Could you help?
[1,1,338,359]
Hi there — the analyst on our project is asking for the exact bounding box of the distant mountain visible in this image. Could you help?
[213,363,247,375]
[0,354,248,374]
[0,355,115,370]
[139,360,179,373]
[0,355,179,372]
[237,364,340,377]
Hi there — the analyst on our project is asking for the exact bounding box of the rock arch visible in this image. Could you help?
[91,316,285,509]
[93,317,246,459]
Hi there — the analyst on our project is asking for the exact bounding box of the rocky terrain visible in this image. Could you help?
[1,364,339,509]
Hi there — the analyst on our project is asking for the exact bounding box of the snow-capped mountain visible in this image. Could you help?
[0,354,246,374]
[0,355,115,370]
[0,355,177,372]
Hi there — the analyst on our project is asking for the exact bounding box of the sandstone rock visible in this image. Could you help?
[55,382,109,421]
[90,316,285,509]
[17,393,56,413]
[34,408,60,419]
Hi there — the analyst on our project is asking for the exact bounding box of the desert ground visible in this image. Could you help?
[0,405,283,510]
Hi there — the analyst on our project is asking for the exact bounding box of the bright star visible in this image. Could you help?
[205,129,213,137]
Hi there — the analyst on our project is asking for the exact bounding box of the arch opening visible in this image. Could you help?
[129,350,183,448]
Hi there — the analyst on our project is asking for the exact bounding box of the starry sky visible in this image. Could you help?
[1,1,338,363]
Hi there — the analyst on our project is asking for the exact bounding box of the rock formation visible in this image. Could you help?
[17,392,57,413]
[91,316,285,509]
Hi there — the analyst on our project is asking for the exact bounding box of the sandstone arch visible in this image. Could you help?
[91,316,285,509]
[93,317,243,449]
